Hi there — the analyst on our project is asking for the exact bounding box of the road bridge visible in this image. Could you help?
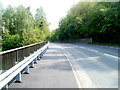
[0,42,119,89]
[9,43,78,88]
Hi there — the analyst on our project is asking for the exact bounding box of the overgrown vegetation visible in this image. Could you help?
[0,5,50,51]
[50,2,120,45]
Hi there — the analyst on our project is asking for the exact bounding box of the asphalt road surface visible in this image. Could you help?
[58,43,118,88]
[9,43,118,88]
[9,43,78,88]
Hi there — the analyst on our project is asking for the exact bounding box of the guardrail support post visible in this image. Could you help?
[24,66,29,74]
[34,58,37,64]
[37,55,40,61]
[3,84,8,90]
[0,42,48,89]
[15,73,22,83]
[40,53,43,58]
[29,61,34,68]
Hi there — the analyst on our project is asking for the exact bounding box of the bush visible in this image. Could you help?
[22,28,43,46]
[2,34,22,51]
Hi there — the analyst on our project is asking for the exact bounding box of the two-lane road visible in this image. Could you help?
[57,43,118,88]
[9,42,118,88]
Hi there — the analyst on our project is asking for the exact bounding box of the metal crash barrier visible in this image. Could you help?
[0,41,49,89]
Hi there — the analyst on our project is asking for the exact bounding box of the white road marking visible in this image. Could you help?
[104,53,118,59]
[58,43,118,88]
[89,49,99,53]
[60,49,82,88]
[77,56,99,61]
[60,46,96,88]
[64,53,82,88]
[62,44,118,59]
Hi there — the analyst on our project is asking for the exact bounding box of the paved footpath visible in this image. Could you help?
[9,43,78,88]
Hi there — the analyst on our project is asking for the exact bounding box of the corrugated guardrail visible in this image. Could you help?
[0,41,49,89]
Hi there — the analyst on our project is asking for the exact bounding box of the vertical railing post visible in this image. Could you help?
[37,55,40,61]
[3,84,8,90]
[6,53,8,70]
[24,66,29,74]
[34,58,37,64]
[29,61,34,68]
[28,46,30,55]
[40,53,43,58]
[16,50,18,64]
[29,46,32,55]
[15,72,22,83]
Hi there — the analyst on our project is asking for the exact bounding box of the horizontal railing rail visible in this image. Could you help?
[0,41,49,89]
[0,41,47,72]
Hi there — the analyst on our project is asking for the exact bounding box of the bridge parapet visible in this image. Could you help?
[59,38,92,44]
[0,41,49,89]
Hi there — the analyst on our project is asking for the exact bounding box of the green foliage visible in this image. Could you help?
[49,29,59,41]
[34,7,50,39]
[0,2,3,36]
[2,5,50,51]
[2,5,35,35]
[2,34,22,50]
[35,7,46,29]
[50,2,120,44]
[22,28,43,45]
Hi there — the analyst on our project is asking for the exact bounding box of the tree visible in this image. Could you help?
[2,5,50,51]
[50,2,120,44]
[0,2,3,29]
[15,5,34,35]
[2,5,34,35]
[35,7,46,29]
[35,7,50,40]
[2,34,22,50]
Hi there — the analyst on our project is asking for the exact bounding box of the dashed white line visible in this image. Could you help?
[62,44,118,59]
[80,47,118,59]
[89,49,99,53]
[104,53,118,59]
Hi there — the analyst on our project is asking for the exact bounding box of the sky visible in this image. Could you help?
[0,0,81,30]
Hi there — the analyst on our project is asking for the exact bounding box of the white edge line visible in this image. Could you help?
[60,47,82,88]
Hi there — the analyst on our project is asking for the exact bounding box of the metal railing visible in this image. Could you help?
[0,41,47,73]
[0,41,49,89]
